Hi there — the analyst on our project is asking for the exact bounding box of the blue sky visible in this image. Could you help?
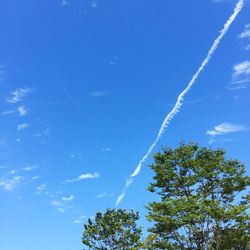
[0,0,250,249]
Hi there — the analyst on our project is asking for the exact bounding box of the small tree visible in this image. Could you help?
[82,208,142,250]
[146,142,250,250]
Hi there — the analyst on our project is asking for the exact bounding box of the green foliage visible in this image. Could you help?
[82,208,142,250]
[146,142,250,250]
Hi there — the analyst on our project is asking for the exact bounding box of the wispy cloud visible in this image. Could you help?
[16,138,21,143]
[115,0,244,206]
[17,123,29,131]
[207,122,248,136]
[229,60,250,90]
[207,122,248,144]
[9,169,17,175]
[51,200,62,207]
[0,176,22,191]
[61,0,70,7]
[239,24,250,39]
[36,183,46,191]
[233,60,250,77]
[109,56,119,66]
[57,207,66,213]
[101,147,112,152]
[89,91,111,97]
[73,215,85,224]
[62,194,74,201]
[73,219,83,223]
[1,110,15,115]
[7,88,33,103]
[51,200,66,213]
[2,106,28,116]
[34,127,50,138]
[91,1,98,8]
[69,150,81,159]
[238,23,250,50]
[65,172,100,183]
[22,165,37,172]
[51,194,74,213]
[32,176,40,180]
[17,105,27,116]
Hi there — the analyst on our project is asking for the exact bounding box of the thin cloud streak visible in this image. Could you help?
[73,215,85,224]
[207,122,248,136]
[101,147,112,152]
[229,60,250,89]
[116,0,244,206]
[17,123,29,131]
[63,88,81,112]
[89,91,111,97]
[2,106,27,116]
[65,172,100,183]
[239,24,250,39]
[233,60,250,77]
[238,24,250,50]
[207,122,248,144]
[73,219,83,223]
[1,110,15,115]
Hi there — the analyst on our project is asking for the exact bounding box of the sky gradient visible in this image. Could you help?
[0,0,250,250]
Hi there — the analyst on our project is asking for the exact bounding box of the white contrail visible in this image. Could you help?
[63,88,81,112]
[115,0,244,207]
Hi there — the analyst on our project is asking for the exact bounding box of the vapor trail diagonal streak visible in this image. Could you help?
[115,0,244,207]
[63,88,81,112]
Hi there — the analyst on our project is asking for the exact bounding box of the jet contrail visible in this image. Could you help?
[63,88,81,112]
[115,0,244,207]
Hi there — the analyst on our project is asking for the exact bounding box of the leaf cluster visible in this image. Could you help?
[82,209,142,250]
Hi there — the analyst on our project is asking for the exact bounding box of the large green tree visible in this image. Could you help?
[82,209,142,250]
[146,142,250,250]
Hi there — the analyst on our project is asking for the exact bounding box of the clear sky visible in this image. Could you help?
[0,0,250,249]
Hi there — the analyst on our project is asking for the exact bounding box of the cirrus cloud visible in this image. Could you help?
[65,172,100,183]
[62,194,74,201]
[7,88,33,103]
[207,122,248,136]
[17,123,29,131]
[0,176,22,191]
[229,61,250,90]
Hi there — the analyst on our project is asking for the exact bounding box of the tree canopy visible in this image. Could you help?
[81,142,250,250]
[146,142,250,249]
[82,208,142,250]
